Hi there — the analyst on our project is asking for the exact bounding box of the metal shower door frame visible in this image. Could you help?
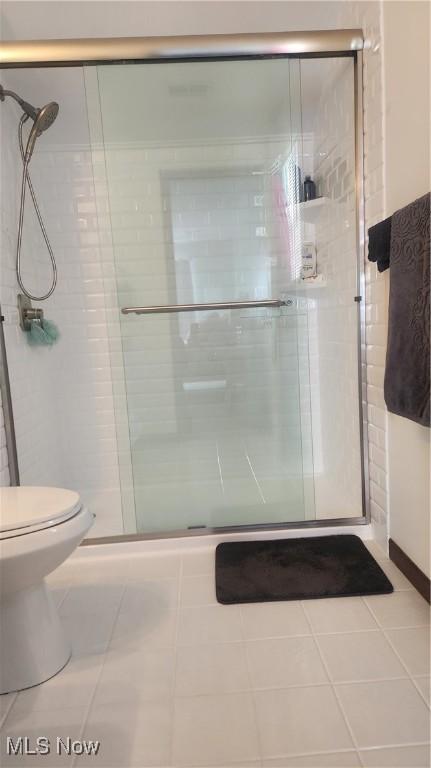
[0,30,369,535]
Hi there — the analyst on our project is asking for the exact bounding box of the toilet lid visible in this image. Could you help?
[0,486,82,533]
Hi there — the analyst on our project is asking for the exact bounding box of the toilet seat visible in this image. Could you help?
[0,487,82,540]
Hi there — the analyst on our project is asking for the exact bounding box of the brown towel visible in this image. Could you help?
[384,193,430,427]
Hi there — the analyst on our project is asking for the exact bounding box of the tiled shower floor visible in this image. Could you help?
[0,541,429,767]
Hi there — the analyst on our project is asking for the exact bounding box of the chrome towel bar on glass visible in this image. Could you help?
[121,299,290,315]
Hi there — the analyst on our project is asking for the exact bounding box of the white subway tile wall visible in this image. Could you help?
[306,57,363,519]
[0,71,126,536]
[337,2,388,547]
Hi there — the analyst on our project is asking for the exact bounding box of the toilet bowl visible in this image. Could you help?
[0,486,94,694]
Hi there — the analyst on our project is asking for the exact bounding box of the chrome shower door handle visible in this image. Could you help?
[121,298,288,316]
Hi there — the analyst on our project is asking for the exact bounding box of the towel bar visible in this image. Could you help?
[121,299,291,315]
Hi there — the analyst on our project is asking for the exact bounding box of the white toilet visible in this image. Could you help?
[0,486,94,694]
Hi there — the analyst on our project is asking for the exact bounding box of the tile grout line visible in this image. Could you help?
[264,748,359,762]
[172,673,420,699]
[309,617,364,767]
[70,580,128,768]
[299,602,364,766]
[239,605,265,765]
[409,678,431,712]
[0,693,17,731]
[358,740,431,752]
[3,582,91,727]
[55,585,70,611]
[380,628,431,712]
[169,554,184,767]
[264,743,431,762]
[362,597,431,714]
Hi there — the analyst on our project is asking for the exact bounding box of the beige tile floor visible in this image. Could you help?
[0,541,429,767]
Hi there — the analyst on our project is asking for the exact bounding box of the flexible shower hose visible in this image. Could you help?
[16,113,57,301]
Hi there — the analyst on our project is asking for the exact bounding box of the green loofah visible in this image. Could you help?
[41,318,60,343]
[27,319,59,346]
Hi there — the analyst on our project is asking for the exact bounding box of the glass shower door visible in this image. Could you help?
[88,57,315,533]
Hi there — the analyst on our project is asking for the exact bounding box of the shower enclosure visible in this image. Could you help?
[0,31,367,539]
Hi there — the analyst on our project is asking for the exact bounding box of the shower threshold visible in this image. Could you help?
[82,516,370,547]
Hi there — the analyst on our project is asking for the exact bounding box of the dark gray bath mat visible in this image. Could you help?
[215,535,393,604]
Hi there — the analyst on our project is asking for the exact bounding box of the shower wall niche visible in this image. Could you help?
[0,49,364,538]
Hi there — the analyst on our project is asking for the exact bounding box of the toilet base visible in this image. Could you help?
[0,580,71,694]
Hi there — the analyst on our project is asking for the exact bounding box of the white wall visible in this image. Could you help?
[0,68,126,537]
[383,1,430,577]
[1,1,354,40]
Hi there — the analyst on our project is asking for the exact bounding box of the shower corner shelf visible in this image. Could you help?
[298,276,327,289]
[298,197,330,224]
[282,276,327,294]
[285,277,327,292]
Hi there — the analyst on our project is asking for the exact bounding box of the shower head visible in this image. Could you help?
[0,85,59,160]
[33,101,59,134]
[25,101,59,160]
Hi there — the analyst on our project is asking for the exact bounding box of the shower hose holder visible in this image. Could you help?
[18,293,43,331]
